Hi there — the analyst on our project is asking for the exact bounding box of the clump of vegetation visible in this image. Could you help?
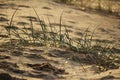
[96,53,119,71]
[0,8,119,72]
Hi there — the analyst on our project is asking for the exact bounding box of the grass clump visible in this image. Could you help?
[96,53,119,71]
[0,8,119,72]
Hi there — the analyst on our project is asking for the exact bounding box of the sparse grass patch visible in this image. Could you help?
[0,8,119,72]
[96,53,119,72]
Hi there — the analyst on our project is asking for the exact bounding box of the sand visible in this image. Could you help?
[0,0,120,80]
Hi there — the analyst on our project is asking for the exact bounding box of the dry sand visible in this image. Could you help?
[0,0,120,80]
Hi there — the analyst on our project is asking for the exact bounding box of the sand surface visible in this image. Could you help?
[0,0,120,80]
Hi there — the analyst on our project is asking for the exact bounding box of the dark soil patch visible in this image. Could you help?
[42,6,52,10]
[0,61,25,74]
[0,55,10,59]
[0,17,9,22]
[0,61,18,69]
[27,62,66,74]
[100,75,120,80]
[11,51,23,56]
[0,73,13,80]
[0,73,27,80]
[25,54,45,60]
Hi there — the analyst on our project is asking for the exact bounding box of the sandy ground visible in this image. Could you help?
[0,0,120,47]
[0,0,120,80]
[0,47,120,80]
